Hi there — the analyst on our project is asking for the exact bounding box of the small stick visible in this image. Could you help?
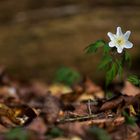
[57,114,97,123]
[57,115,125,125]
[57,113,104,123]
[87,99,92,115]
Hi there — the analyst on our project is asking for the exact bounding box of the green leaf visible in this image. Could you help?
[116,59,123,79]
[106,63,118,86]
[122,111,136,126]
[88,126,111,140]
[6,127,28,140]
[85,40,105,54]
[98,55,112,70]
[47,127,64,138]
[127,75,140,87]
[106,91,114,100]
[123,51,131,67]
[103,43,111,55]
[54,67,81,86]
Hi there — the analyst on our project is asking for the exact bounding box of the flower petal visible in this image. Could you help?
[124,31,131,40]
[107,32,115,40]
[116,27,123,36]
[124,41,133,49]
[109,41,115,47]
[116,46,123,53]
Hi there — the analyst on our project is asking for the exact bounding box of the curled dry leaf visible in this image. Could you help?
[0,103,37,126]
[99,94,140,113]
[121,81,140,96]
[100,96,124,112]
[11,104,37,126]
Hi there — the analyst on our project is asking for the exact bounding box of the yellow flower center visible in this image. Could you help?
[116,37,125,46]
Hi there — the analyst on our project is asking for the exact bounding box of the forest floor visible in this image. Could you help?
[0,67,139,140]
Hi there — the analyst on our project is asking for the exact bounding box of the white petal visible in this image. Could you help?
[116,27,123,36]
[107,32,115,40]
[124,31,131,40]
[124,41,133,49]
[116,46,123,53]
[109,41,115,47]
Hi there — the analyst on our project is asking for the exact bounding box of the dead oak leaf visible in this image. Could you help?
[84,78,102,94]
[121,81,140,96]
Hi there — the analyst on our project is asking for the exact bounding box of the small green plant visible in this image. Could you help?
[85,27,133,87]
[122,111,137,126]
[46,127,64,138]
[88,126,111,140]
[54,66,81,86]
[127,75,140,87]
[5,127,28,140]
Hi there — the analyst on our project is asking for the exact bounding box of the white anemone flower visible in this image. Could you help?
[107,27,133,53]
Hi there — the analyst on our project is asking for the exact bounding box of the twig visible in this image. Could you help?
[87,99,92,115]
[57,113,104,123]
[57,114,125,125]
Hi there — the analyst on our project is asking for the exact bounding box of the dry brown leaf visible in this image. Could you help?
[84,78,102,94]
[94,91,104,99]
[48,83,72,96]
[73,103,89,115]
[111,124,140,140]
[121,81,140,96]
[61,93,79,103]
[0,103,37,126]
[77,93,95,102]
[44,94,61,124]
[100,96,124,112]
[0,124,9,132]
[30,81,48,96]
[59,122,88,137]
[27,117,47,134]
[0,86,18,99]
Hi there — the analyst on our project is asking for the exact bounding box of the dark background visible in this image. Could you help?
[0,0,140,82]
